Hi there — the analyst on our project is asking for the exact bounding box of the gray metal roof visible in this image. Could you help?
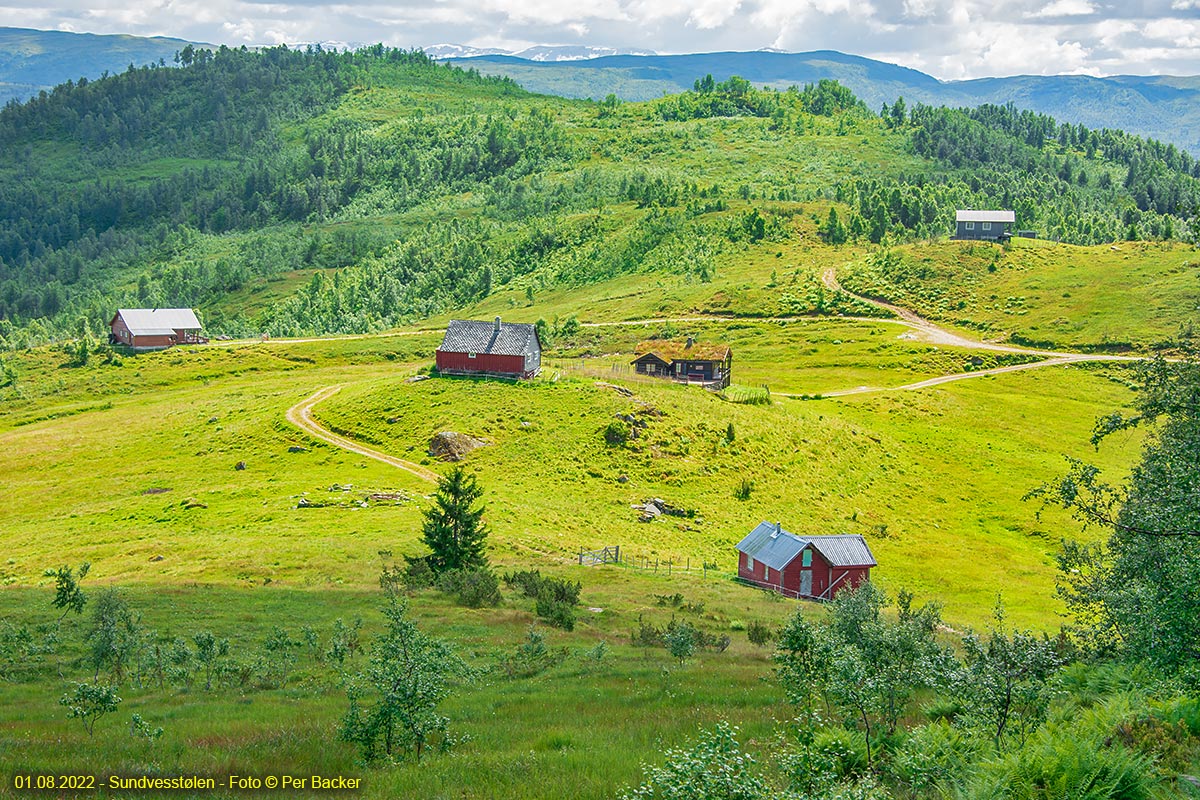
[736,522,876,569]
[438,318,540,358]
[956,210,1015,223]
[115,308,202,335]
[808,534,877,568]
[736,522,807,571]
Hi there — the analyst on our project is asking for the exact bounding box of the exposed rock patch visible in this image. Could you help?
[429,431,488,462]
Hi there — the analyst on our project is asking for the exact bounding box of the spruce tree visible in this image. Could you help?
[421,467,489,574]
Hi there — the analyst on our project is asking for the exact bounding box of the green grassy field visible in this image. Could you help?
[0,309,1154,798]
[839,238,1200,350]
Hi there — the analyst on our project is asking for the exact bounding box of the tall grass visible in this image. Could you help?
[719,384,771,405]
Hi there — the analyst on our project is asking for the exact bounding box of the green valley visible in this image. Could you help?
[2,44,1200,800]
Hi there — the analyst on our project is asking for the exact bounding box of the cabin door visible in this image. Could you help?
[799,570,812,596]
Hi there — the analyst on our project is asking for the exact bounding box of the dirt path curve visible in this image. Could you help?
[820,267,1075,356]
[285,385,440,483]
[783,267,1144,398]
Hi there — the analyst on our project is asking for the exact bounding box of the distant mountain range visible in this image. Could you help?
[0,27,202,106]
[4,28,1200,154]
[443,50,1200,154]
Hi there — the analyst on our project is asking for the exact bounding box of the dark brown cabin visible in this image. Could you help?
[632,338,731,389]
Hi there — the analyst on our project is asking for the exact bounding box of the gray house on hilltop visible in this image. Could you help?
[953,210,1015,242]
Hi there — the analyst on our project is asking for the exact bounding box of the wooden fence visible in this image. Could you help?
[578,545,722,578]
[578,545,621,566]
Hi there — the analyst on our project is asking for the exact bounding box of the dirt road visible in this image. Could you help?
[285,385,440,483]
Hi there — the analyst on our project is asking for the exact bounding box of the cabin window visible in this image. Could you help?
[748,556,756,571]
[802,549,812,567]
[468,352,476,359]
[982,222,992,231]
[965,221,975,230]
[675,362,683,375]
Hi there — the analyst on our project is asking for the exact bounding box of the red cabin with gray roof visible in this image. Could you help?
[436,317,542,379]
[736,521,876,600]
[109,308,206,351]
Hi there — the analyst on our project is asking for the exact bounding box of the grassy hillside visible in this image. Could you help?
[839,238,1200,351]
[0,315,1160,798]
[449,50,1200,154]
[2,46,1199,351]
[0,323,1138,630]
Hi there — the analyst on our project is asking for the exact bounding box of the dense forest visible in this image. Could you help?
[0,45,1198,346]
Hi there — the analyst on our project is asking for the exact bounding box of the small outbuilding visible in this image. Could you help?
[736,521,876,600]
[953,210,1015,242]
[631,338,731,389]
[436,317,542,379]
[109,308,206,351]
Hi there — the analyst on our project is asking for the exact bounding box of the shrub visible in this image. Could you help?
[502,626,566,677]
[812,728,869,779]
[968,726,1154,800]
[129,713,164,743]
[887,721,976,793]
[746,620,774,647]
[581,640,609,673]
[402,555,435,590]
[734,478,754,501]
[437,567,502,608]
[536,589,577,631]
[60,681,121,736]
[665,622,697,664]
[538,576,582,606]
[603,421,630,446]
[621,722,769,800]
[654,593,685,608]
[502,569,544,598]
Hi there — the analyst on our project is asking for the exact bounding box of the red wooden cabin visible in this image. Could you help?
[109,308,206,351]
[436,317,542,379]
[736,522,876,600]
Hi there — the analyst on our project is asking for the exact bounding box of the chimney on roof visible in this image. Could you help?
[686,335,695,349]
[494,316,501,333]
[771,522,781,538]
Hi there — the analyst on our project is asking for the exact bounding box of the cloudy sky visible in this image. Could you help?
[8,0,1200,79]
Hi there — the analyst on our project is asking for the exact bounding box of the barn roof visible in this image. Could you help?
[956,210,1015,223]
[115,308,202,335]
[438,318,540,358]
[634,340,730,362]
[736,522,877,570]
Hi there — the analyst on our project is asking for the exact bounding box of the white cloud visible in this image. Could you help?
[1143,18,1200,46]
[12,0,1200,80]
[1025,0,1096,19]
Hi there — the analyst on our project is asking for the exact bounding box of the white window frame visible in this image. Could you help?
[468,352,477,359]
[965,221,975,230]
[982,222,992,231]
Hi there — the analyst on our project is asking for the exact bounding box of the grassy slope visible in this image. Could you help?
[0,59,1182,798]
[839,237,1200,350]
[0,309,1143,798]
[1,329,1136,630]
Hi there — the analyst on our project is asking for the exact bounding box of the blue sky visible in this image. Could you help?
[6,0,1200,79]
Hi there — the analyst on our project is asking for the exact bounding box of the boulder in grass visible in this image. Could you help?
[428,431,488,462]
